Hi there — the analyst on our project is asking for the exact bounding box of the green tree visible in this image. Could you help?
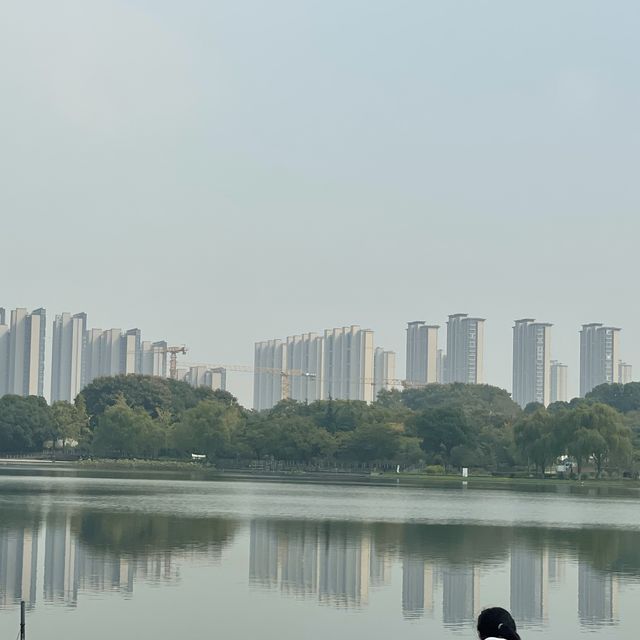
[563,403,632,476]
[586,382,640,414]
[173,399,243,459]
[338,423,401,463]
[51,401,89,452]
[408,407,476,469]
[80,374,232,424]
[0,395,53,453]
[513,408,559,475]
[92,397,160,457]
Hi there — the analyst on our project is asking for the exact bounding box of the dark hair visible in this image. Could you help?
[477,607,521,640]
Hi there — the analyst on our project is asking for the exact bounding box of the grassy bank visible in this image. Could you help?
[75,458,216,473]
[378,470,640,491]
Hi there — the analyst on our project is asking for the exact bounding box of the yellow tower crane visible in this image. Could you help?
[164,345,188,380]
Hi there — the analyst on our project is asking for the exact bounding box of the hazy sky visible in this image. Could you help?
[2,1,639,405]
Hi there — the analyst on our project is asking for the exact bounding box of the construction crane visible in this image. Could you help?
[164,345,188,380]
[181,360,420,401]
[182,363,315,400]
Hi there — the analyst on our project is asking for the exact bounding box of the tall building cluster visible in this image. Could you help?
[181,366,227,391]
[253,325,396,410]
[403,314,633,409]
[0,306,177,404]
[0,303,637,408]
[405,314,485,387]
[511,320,631,407]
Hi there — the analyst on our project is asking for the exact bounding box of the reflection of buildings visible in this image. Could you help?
[280,525,319,597]
[578,563,617,626]
[442,566,478,626]
[75,553,135,594]
[0,526,39,608]
[249,520,280,587]
[0,514,180,612]
[318,528,369,606]
[402,556,433,618]
[547,551,566,583]
[369,540,391,587]
[249,521,377,607]
[44,516,79,604]
[510,547,547,623]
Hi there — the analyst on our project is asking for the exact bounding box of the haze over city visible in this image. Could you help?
[3,0,639,405]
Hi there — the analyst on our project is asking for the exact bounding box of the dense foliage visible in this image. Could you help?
[1,375,639,476]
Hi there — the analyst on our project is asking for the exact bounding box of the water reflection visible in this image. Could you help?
[0,510,636,631]
[0,509,238,609]
[245,520,626,629]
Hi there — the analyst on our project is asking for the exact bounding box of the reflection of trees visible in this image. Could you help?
[0,505,41,534]
[74,511,239,557]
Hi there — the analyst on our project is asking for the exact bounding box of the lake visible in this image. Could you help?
[1,467,640,639]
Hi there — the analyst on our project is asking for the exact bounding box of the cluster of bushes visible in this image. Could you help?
[1,375,640,475]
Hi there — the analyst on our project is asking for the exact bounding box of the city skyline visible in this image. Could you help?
[0,303,635,407]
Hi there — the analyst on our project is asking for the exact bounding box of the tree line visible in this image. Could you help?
[0,375,639,476]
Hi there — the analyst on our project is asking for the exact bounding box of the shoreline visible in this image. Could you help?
[1,458,640,493]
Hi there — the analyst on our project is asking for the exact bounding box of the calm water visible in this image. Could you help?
[1,468,640,639]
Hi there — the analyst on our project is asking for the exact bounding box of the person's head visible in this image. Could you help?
[477,607,521,640]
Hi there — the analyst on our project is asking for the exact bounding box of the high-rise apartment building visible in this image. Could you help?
[100,329,124,377]
[82,327,149,386]
[405,322,439,385]
[0,309,9,397]
[618,361,633,385]
[6,308,46,397]
[121,329,141,375]
[579,324,620,396]
[286,333,324,403]
[185,366,227,391]
[550,361,568,403]
[323,326,374,403]
[445,314,485,384]
[512,319,552,408]
[436,349,445,384]
[51,312,87,403]
[254,339,287,411]
[254,325,378,410]
[141,341,168,377]
[373,348,396,398]
[206,367,226,391]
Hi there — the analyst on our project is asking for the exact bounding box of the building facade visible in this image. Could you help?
[81,327,164,387]
[185,366,227,391]
[579,324,620,396]
[5,308,46,397]
[0,310,9,397]
[405,321,439,385]
[322,326,375,403]
[618,361,633,385]
[286,333,324,403]
[51,312,87,403]
[253,339,287,411]
[373,348,396,398]
[445,314,485,384]
[512,319,552,408]
[550,361,568,403]
[254,325,379,410]
[141,341,168,377]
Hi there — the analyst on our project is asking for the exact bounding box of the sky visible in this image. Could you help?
[1,0,639,406]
